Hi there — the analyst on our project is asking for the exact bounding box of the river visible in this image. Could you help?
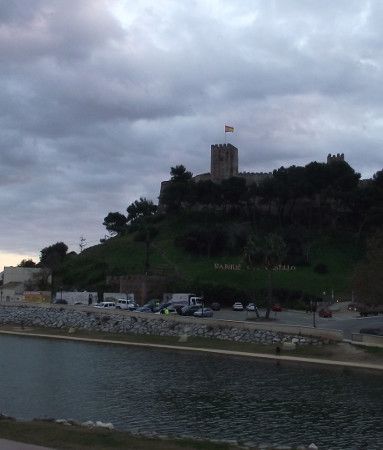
[0,335,382,449]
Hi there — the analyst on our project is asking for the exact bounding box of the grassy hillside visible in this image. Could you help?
[58,212,363,304]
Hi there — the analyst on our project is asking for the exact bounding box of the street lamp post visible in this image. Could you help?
[312,298,318,328]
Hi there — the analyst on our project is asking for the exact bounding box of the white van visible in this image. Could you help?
[115,298,136,310]
[93,301,115,309]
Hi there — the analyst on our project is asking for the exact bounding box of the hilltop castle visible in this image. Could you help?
[190,143,272,185]
[160,143,347,196]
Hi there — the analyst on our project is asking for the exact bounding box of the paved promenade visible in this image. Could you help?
[1,329,382,372]
[0,439,54,450]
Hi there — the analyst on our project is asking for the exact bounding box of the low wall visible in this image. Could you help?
[0,304,338,346]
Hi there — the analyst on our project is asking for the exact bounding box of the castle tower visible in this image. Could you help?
[210,143,239,182]
[327,153,345,164]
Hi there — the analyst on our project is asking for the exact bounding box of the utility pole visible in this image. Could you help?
[312,298,317,328]
[79,236,87,253]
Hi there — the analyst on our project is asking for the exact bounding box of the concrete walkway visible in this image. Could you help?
[0,439,54,450]
[1,329,382,372]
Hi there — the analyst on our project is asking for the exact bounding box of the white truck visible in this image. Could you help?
[163,293,203,307]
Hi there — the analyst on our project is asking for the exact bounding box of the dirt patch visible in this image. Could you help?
[323,342,383,364]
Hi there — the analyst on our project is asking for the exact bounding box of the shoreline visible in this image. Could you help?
[1,328,382,372]
[0,417,314,450]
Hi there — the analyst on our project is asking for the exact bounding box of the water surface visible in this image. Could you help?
[0,335,382,449]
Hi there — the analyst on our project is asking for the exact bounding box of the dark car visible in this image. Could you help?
[319,309,332,318]
[193,307,214,318]
[54,299,68,305]
[180,305,201,316]
[152,302,172,313]
[210,302,221,311]
[271,304,282,312]
[135,306,153,313]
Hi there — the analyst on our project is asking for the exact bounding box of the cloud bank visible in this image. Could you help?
[1,0,382,259]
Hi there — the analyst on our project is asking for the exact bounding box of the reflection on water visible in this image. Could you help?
[0,335,382,449]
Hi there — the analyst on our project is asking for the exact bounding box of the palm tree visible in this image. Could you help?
[244,233,287,319]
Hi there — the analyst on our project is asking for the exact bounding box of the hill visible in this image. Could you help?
[58,211,362,306]
[56,160,383,306]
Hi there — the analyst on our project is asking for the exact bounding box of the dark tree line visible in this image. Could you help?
[103,197,158,237]
[160,162,383,236]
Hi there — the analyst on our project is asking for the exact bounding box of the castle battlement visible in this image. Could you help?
[327,153,345,164]
[211,143,238,151]
[161,143,345,206]
[239,171,272,176]
[238,171,272,185]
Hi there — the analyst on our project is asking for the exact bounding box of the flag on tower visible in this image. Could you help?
[225,125,234,133]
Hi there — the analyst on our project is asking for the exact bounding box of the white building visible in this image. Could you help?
[0,266,52,303]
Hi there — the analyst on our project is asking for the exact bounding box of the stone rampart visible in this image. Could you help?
[0,304,336,346]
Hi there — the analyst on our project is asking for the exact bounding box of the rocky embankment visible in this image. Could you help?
[0,304,326,346]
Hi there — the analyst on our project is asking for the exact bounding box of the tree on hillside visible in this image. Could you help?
[189,180,222,205]
[127,198,157,222]
[103,212,128,236]
[18,259,37,268]
[244,233,287,319]
[24,268,51,291]
[160,165,194,211]
[127,198,158,274]
[349,169,383,238]
[175,225,227,257]
[170,165,193,182]
[353,231,383,305]
[221,177,247,208]
[40,242,68,271]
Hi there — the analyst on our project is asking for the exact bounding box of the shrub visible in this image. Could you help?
[314,263,329,274]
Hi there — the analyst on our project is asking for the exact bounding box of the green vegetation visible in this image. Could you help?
[35,163,382,306]
[57,211,362,304]
[0,419,241,450]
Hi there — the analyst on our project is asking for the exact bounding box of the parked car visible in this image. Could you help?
[54,299,68,305]
[152,302,172,313]
[193,307,214,318]
[173,303,188,314]
[115,299,137,310]
[180,305,201,316]
[271,304,282,312]
[246,302,258,312]
[134,306,153,313]
[93,301,116,309]
[156,305,178,315]
[210,302,221,311]
[232,302,244,311]
[347,303,358,311]
[319,309,332,318]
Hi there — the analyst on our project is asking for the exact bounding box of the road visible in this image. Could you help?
[212,308,383,339]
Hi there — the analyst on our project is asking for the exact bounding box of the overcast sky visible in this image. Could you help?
[1,0,383,266]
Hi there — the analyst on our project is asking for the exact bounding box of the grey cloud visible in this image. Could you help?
[0,0,382,258]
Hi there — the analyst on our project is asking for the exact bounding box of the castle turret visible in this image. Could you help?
[210,143,238,182]
[327,153,345,164]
